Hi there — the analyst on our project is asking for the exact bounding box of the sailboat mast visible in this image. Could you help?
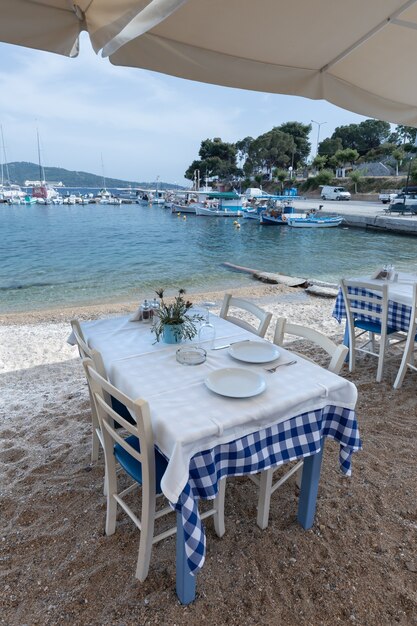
[36,128,44,183]
[1,125,11,183]
[101,153,106,189]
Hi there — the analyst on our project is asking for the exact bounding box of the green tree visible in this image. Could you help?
[275,169,288,193]
[315,169,334,186]
[348,169,363,194]
[334,148,359,172]
[396,125,417,145]
[248,128,295,175]
[318,136,343,158]
[184,138,239,182]
[332,119,390,155]
[312,155,327,171]
[279,121,311,167]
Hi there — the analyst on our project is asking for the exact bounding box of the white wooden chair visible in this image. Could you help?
[394,283,417,388]
[340,279,405,383]
[83,358,226,582]
[71,319,107,462]
[252,318,348,530]
[219,294,272,337]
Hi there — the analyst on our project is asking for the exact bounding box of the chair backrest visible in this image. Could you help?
[71,319,106,374]
[273,317,348,374]
[340,278,389,334]
[82,358,156,490]
[219,294,272,337]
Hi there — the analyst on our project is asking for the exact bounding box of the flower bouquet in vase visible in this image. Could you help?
[151,288,204,344]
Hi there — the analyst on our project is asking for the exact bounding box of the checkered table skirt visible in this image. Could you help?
[333,286,412,332]
[173,404,361,574]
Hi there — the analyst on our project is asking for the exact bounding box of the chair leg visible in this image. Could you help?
[257,468,274,530]
[135,490,156,582]
[376,335,387,383]
[105,455,118,536]
[348,335,356,373]
[213,477,226,538]
[394,327,416,388]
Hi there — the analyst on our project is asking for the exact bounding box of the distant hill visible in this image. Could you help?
[3,162,179,189]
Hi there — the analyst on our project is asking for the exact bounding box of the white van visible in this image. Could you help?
[320,186,351,201]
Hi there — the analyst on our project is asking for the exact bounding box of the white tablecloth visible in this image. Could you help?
[71,314,357,503]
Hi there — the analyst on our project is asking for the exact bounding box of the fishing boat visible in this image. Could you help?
[259,200,299,225]
[287,215,343,228]
[195,205,243,217]
[195,191,243,217]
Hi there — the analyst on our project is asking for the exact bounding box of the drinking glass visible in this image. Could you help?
[198,302,216,349]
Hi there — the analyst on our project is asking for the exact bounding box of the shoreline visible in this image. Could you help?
[0,281,303,326]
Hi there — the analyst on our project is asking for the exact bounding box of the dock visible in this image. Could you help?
[291,199,417,236]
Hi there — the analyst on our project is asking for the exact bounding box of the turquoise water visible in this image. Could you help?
[1,203,417,313]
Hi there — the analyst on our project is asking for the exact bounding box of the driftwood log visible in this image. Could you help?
[222,262,307,287]
[305,285,339,298]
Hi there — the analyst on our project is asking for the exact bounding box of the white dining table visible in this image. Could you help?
[70,311,360,604]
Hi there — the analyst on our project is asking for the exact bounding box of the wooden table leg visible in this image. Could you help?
[176,511,196,604]
[297,441,324,529]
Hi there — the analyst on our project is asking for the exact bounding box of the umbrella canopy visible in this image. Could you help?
[0,0,158,57]
[104,0,417,126]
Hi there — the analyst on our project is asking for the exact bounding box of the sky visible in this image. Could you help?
[0,34,369,186]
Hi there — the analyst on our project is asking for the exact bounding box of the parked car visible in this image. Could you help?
[320,186,351,201]
[379,189,400,204]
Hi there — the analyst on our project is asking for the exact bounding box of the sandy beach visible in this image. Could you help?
[1,283,416,625]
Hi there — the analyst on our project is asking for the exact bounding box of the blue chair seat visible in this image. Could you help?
[354,319,397,335]
[114,435,167,493]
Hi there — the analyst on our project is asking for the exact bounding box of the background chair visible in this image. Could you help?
[83,358,225,581]
[219,294,272,337]
[252,318,348,530]
[340,278,405,383]
[394,283,417,388]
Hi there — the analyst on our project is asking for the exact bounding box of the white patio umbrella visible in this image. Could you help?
[0,0,165,58]
[103,0,417,127]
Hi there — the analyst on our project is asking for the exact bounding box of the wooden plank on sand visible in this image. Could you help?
[222,262,307,287]
[305,285,339,298]
[254,272,307,287]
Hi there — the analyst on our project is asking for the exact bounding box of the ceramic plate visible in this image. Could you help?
[228,340,280,364]
[205,368,266,398]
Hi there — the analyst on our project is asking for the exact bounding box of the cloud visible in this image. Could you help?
[0,37,369,182]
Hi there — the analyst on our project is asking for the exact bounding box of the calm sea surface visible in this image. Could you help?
[1,202,417,313]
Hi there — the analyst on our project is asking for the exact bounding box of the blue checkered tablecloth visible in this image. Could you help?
[333,286,412,332]
[173,404,361,575]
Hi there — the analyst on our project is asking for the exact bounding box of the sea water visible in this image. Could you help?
[1,202,417,313]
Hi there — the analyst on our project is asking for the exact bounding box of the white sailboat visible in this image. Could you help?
[31,129,59,204]
[0,125,25,204]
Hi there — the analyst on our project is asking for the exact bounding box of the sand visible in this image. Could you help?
[1,283,416,626]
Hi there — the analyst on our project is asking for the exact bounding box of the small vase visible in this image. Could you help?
[162,324,183,344]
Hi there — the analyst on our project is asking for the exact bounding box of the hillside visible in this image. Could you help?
[3,162,177,189]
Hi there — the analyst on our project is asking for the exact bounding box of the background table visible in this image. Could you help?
[333,273,417,332]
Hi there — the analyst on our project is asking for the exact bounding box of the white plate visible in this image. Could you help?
[205,368,266,398]
[228,340,280,364]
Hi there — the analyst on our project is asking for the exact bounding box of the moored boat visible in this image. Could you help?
[287,215,343,228]
[195,205,243,217]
